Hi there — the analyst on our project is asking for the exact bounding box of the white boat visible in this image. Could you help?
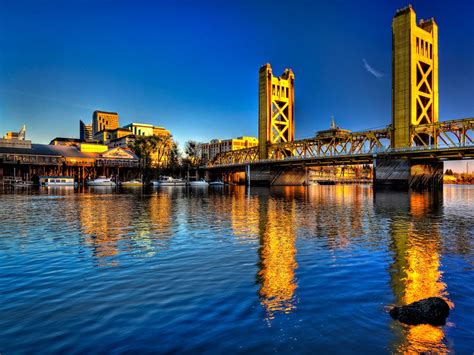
[87,176,116,186]
[209,180,225,186]
[39,176,75,186]
[189,179,209,187]
[121,179,143,187]
[151,176,186,187]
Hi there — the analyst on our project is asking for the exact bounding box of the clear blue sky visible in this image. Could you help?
[0,0,473,153]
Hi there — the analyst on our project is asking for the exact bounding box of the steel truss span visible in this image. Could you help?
[208,118,474,168]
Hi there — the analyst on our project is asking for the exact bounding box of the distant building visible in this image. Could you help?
[0,125,31,149]
[80,120,93,141]
[153,126,171,137]
[92,110,119,135]
[123,123,170,138]
[199,136,258,161]
[93,127,132,145]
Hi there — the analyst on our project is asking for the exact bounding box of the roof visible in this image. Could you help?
[0,143,138,160]
[0,143,96,158]
[109,134,136,142]
[93,110,118,116]
[48,145,97,158]
[0,144,61,156]
[50,137,83,143]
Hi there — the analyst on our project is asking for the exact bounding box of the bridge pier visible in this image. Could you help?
[246,165,307,186]
[374,159,443,190]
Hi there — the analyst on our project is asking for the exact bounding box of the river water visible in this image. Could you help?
[0,185,473,353]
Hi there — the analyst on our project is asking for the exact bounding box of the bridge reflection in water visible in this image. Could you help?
[256,195,298,321]
[376,190,452,353]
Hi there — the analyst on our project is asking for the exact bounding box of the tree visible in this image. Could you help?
[129,135,179,179]
[184,140,201,168]
[445,169,454,175]
[166,141,182,173]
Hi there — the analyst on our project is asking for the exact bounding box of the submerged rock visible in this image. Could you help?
[390,297,450,326]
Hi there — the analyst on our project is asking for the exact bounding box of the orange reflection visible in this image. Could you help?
[79,195,131,265]
[257,198,298,321]
[79,193,173,266]
[390,191,451,353]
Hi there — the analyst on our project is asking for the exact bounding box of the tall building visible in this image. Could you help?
[392,5,438,148]
[199,136,258,161]
[92,110,119,135]
[79,120,93,141]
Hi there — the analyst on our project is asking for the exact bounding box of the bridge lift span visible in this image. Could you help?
[207,5,474,189]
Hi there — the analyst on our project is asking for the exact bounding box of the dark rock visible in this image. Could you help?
[390,297,450,326]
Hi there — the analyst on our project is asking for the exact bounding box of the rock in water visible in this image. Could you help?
[390,297,450,326]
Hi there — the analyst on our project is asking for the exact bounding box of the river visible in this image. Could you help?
[1,185,473,353]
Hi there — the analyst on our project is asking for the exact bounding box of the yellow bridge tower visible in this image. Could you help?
[258,64,295,159]
[392,5,438,148]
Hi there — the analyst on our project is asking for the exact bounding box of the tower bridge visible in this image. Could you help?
[205,5,474,189]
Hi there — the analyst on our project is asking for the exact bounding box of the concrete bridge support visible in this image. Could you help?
[374,159,443,190]
[245,165,307,186]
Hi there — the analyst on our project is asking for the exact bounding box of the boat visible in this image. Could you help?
[39,176,75,186]
[189,179,209,187]
[151,176,186,187]
[87,176,116,186]
[121,179,143,187]
[4,176,34,187]
[317,180,336,185]
[209,180,225,186]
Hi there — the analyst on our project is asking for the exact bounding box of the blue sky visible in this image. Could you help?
[0,0,473,158]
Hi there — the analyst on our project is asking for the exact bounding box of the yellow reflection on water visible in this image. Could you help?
[390,191,451,354]
[257,198,298,321]
[79,196,130,265]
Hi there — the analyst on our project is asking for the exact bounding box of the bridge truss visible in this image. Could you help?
[209,118,474,167]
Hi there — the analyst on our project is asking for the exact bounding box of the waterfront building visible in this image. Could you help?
[80,120,93,141]
[92,110,119,135]
[0,139,139,184]
[199,136,258,161]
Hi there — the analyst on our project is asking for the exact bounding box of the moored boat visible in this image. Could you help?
[189,179,209,187]
[39,176,75,186]
[87,176,116,186]
[151,176,186,187]
[209,180,224,186]
[121,179,143,187]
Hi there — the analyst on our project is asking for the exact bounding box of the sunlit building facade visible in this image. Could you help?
[92,110,119,135]
[199,136,258,162]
